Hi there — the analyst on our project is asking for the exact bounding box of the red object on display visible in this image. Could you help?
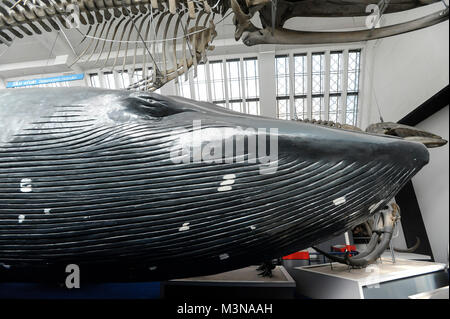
[331,245,357,252]
[282,251,310,260]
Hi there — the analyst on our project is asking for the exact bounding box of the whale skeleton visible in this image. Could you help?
[231,0,449,46]
[0,0,448,90]
[0,0,220,91]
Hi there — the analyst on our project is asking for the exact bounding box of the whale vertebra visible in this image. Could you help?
[0,87,428,282]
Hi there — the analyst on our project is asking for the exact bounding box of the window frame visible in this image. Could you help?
[86,66,161,93]
[175,56,261,115]
[89,73,100,88]
[274,47,364,126]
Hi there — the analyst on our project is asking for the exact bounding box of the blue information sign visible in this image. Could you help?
[6,73,85,88]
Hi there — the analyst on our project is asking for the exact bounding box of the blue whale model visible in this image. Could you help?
[0,88,428,282]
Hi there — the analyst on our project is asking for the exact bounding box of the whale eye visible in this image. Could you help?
[124,93,185,118]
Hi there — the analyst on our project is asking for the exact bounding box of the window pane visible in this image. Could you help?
[210,61,225,102]
[193,63,209,101]
[277,98,290,120]
[118,70,130,89]
[312,96,324,121]
[346,94,358,126]
[131,68,143,90]
[227,60,242,100]
[294,98,306,120]
[229,101,242,113]
[311,53,325,121]
[244,58,259,99]
[275,55,289,97]
[177,73,192,99]
[246,100,260,115]
[347,50,361,93]
[346,50,361,126]
[330,52,343,94]
[146,67,153,81]
[329,95,342,123]
[104,72,116,89]
[311,53,325,95]
[89,73,100,88]
[294,54,307,96]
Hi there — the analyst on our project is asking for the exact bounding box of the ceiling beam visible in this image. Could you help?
[0,55,69,73]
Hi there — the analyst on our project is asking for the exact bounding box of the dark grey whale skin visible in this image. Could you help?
[0,87,428,282]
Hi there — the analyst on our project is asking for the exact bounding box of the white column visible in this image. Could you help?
[189,69,195,99]
[359,43,376,129]
[306,52,312,119]
[114,71,122,89]
[205,61,212,102]
[259,51,277,118]
[240,58,247,114]
[98,70,106,88]
[223,59,230,109]
[288,54,295,119]
[324,51,331,121]
[340,49,349,124]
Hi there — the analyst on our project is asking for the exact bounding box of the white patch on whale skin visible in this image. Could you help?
[18,215,25,223]
[218,186,232,192]
[333,196,346,206]
[44,208,51,215]
[20,178,32,193]
[249,225,256,230]
[218,174,236,192]
[220,179,235,186]
[219,253,230,260]
[149,266,157,271]
[179,222,190,231]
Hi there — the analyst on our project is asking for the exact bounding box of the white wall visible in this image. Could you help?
[363,6,449,127]
[412,106,449,263]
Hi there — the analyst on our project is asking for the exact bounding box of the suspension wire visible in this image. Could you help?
[46,30,60,67]
[373,89,384,123]
[55,19,77,56]
[179,12,195,58]
[129,11,162,76]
